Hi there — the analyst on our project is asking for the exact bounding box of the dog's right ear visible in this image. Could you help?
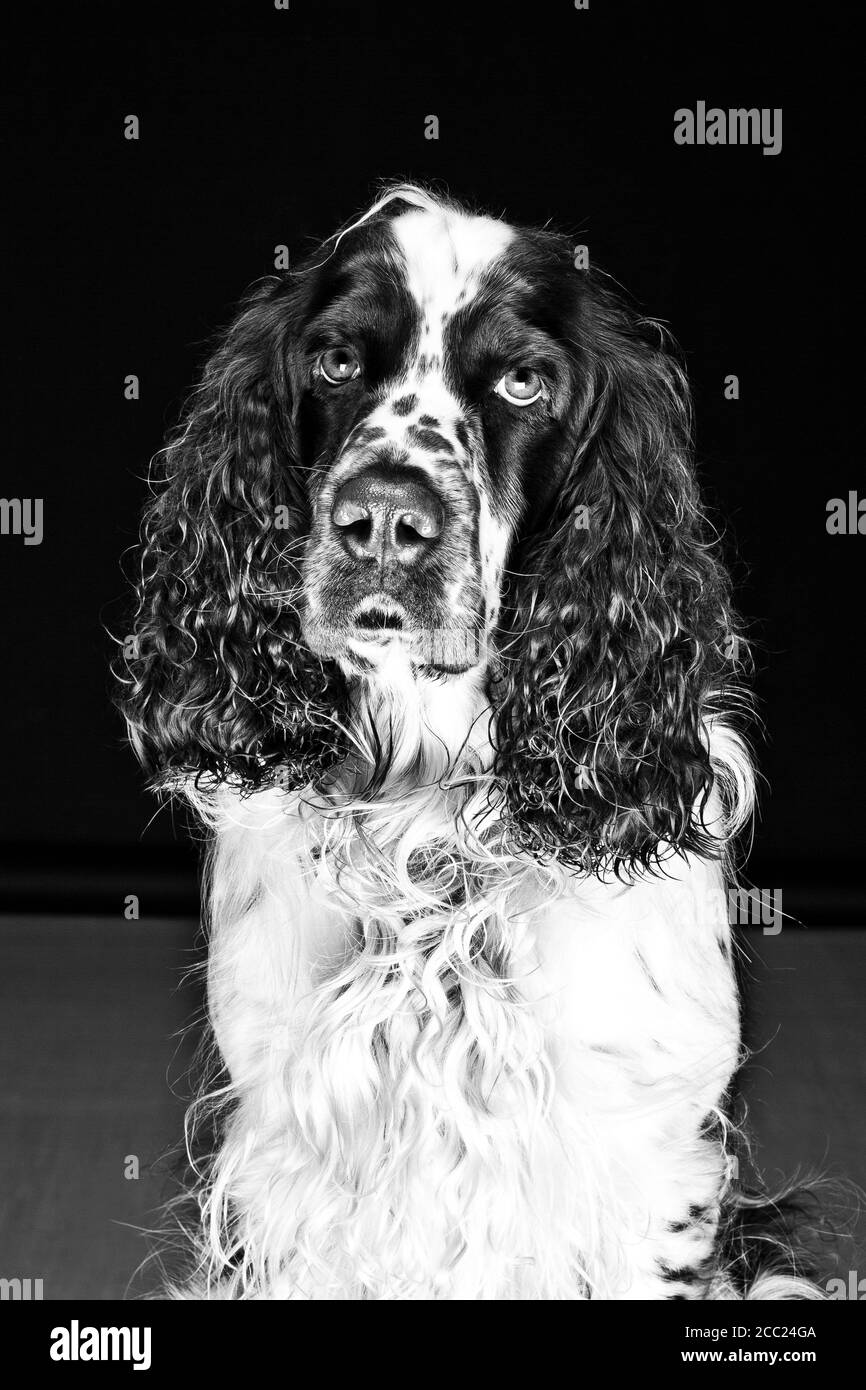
[116,278,347,792]
[494,276,747,874]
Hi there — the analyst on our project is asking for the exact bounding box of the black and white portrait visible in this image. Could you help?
[1,0,862,1353]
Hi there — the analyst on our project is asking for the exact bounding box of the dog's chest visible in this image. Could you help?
[209,805,739,1297]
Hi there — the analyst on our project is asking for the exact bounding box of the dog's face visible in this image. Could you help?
[122,186,741,870]
[293,203,578,676]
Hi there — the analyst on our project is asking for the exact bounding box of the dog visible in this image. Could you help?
[119,184,823,1299]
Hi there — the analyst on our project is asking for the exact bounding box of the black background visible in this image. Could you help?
[2,0,861,916]
[1,0,863,1303]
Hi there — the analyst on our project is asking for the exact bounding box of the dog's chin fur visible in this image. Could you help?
[157,678,825,1301]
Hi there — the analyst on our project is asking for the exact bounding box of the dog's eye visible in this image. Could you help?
[319,347,362,385]
[494,368,544,406]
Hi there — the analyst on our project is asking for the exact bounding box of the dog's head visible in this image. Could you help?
[120,185,743,869]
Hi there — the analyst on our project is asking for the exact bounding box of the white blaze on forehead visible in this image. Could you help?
[384,203,519,627]
[390,205,514,369]
[330,199,520,635]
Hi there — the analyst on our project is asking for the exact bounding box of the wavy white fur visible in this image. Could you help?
[164,659,822,1301]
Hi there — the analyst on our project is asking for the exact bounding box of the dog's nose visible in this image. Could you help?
[331,468,444,564]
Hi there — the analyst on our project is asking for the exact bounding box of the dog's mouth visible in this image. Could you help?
[350,600,406,639]
[304,596,486,675]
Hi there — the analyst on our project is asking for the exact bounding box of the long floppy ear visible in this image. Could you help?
[116,278,346,791]
[495,279,744,873]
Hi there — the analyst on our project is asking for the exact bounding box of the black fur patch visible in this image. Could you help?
[454,420,471,452]
[352,425,387,446]
[392,395,417,416]
[659,1263,704,1285]
[407,425,454,454]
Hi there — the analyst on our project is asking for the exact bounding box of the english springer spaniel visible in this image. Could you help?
[119,185,821,1300]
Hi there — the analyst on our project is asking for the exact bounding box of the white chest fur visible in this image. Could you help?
[190,777,740,1300]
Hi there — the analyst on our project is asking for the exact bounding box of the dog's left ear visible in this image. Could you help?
[116,279,347,794]
[494,278,742,872]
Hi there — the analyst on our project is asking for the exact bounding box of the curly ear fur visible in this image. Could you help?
[494,278,745,873]
[116,279,347,792]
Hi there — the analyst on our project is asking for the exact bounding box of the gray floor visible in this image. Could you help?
[0,917,863,1299]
